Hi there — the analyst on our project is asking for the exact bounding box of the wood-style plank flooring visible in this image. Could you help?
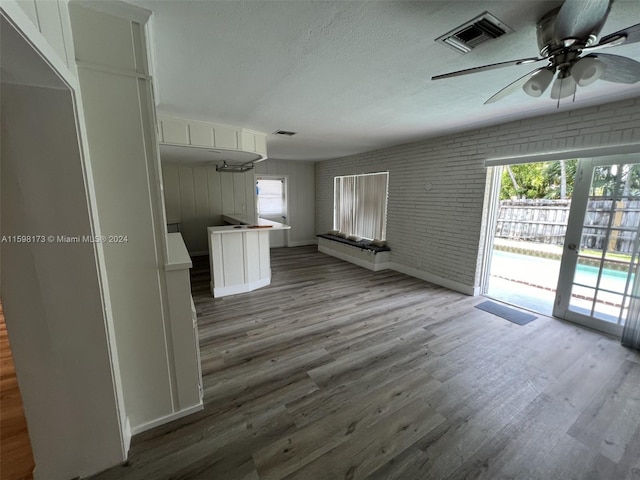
[0,301,35,480]
[92,246,640,480]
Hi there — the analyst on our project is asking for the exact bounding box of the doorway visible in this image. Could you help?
[0,300,35,479]
[1,13,126,476]
[484,155,640,337]
[485,160,576,316]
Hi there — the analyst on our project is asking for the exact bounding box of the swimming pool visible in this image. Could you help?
[488,249,636,320]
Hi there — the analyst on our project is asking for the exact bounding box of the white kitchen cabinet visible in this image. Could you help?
[207,217,290,297]
[158,115,268,159]
[165,233,203,409]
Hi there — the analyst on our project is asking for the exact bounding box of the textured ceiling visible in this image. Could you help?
[130,0,640,162]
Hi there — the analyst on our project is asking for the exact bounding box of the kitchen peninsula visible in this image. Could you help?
[207,215,291,298]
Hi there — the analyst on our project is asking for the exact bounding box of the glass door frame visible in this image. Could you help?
[553,154,639,336]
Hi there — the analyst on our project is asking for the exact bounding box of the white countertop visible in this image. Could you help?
[165,232,192,271]
[208,216,291,234]
[222,213,254,225]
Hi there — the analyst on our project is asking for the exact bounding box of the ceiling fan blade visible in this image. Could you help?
[593,53,640,84]
[432,57,544,81]
[484,67,548,104]
[596,22,640,48]
[554,0,611,43]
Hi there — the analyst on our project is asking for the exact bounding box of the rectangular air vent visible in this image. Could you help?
[436,12,513,54]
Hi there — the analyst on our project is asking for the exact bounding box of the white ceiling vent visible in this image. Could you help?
[436,12,513,54]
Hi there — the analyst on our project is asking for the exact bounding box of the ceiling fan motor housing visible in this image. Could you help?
[537,7,562,56]
[536,3,608,57]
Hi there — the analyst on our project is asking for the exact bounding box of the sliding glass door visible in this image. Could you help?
[554,156,640,336]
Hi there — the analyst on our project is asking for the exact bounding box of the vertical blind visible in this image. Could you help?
[334,172,389,240]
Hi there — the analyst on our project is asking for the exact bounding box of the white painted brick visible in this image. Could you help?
[580,125,613,135]
[316,97,640,291]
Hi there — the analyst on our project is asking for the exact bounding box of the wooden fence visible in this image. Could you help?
[495,199,640,254]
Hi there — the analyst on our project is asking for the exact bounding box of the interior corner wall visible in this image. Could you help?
[162,163,256,253]
[162,159,316,253]
[255,160,316,247]
[315,97,640,293]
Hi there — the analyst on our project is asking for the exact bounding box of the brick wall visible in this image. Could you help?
[315,97,640,294]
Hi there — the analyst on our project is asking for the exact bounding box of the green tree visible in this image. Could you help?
[544,159,577,199]
[500,163,548,199]
[500,160,578,200]
[592,164,640,197]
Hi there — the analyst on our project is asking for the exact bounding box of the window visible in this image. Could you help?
[256,177,286,217]
[334,172,389,240]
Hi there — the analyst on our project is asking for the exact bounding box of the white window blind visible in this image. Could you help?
[256,178,284,216]
[334,172,389,240]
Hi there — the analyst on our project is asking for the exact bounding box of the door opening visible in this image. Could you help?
[1,14,127,475]
[0,300,35,478]
[484,160,577,316]
[483,155,640,337]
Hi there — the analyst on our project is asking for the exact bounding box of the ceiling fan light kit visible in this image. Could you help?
[550,73,577,100]
[572,56,606,86]
[432,0,640,105]
[523,67,555,97]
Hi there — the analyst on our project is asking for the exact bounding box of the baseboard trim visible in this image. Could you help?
[390,262,478,296]
[210,276,271,298]
[191,243,317,254]
[287,239,318,247]
[318,245,390,272]
[130,402,204,435]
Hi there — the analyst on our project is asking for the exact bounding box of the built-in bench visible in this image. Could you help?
[317,234,391,271]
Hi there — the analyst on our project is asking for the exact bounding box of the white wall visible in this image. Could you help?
[256,160,316,247]
[13,0,76,74]
[162,159,316,253]
[315,97,640,294]
[163,164,256,253]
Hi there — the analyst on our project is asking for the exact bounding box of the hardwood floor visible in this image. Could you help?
[0,301,35,480]
[91,246,640,480]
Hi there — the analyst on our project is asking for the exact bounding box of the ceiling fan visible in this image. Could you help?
[432,0,640,104]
